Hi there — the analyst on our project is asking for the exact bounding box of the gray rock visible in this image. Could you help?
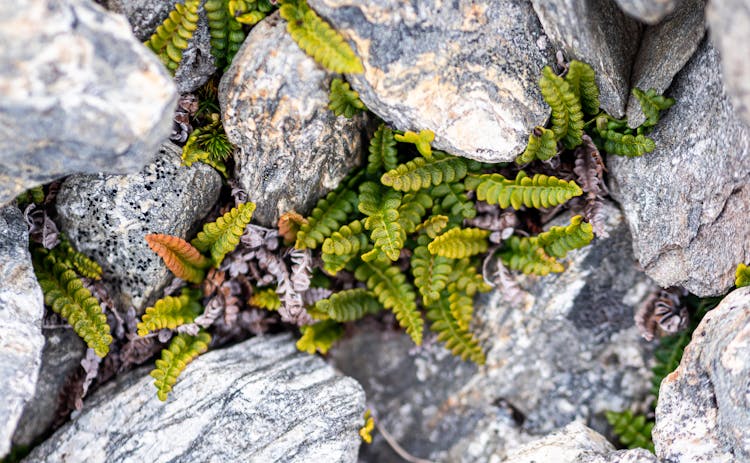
[531,0,642,118]
[0,0,176,206]
[581,449,658,463]
[626,0,706,128]
[331,203,655,461]
[307,0,554,163]
[653,287,750,462]
[614,0,681,24]
[609,39,750,296]
[0,206,45,457]
[56,143,221,311]
[106,0,217,93]
[220,13,369,226]
[12,329,86,448]
[707,0,750,128]
[24,335,366,463]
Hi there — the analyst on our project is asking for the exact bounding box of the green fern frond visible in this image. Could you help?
[415,215,449,239]
[54,237,103,280]
[181,119,233,177]
[536,215,594,259]
[632,88,675,127]
[539,66,584,149]
[205,0,245,69]
[15,185,45,206]
[395,130,435,159]
[516,126,557,165]
[430,182,477,220]
[151,331,211,401]
[565,60,600,116]
[321,220,368,274]
[315,288,381,321]
[736,263,750,287]
[328,78,365,118]
[249,287,281,310]
[367,124,398,175]
[500,236,564,276]
[144,0,201,73]
[229,0,272,25]
[398,192,433,234]
[137,288,203,337]
[426,295,485,364]
[448,257,492,296]
[598,130,655,157]
[279,0,363,74]
[296,320,344,354]
[191,202,256,266]
[447,282,474,331]
[381,152,469,192]
[427,227,489,259]
[411,244,452,305]
[354,260,423,345]
[605,410,654,453]
[358,181,403,261]
[467,171,582,210]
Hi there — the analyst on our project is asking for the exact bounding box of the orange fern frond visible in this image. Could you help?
[145,234,212,284]
[278,211,308,246]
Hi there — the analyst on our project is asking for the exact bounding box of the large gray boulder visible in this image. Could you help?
[0,0,176,206]
[56,143,222,311]
[220,13,369,226]
[0,206,45,457]
[307,0,554,163]
[24,335,366,463]
[609,39,750,296]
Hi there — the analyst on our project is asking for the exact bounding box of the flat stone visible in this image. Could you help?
[626,0,706,128]
[220,13,369,226]
[531,0,642,118]
[24,335,366,463]
[614,0,681,24]
[0,0,176,206]
[56,143,221,311]
[654,287,750,462]
[0,205,45,457]
[307,0,554,163]
[609,39,750,296]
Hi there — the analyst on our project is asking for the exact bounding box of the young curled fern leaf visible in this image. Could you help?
[565,60,600,116]
[415,215,449,239]
[516,126,557,165]
[279,0,364,74]
[55,237,103,280]
[137,288,203,337]
[605,410,654,453]
[394,130,435,159]
[315,288,381,322]
[598,130,655,157]
[151,331,211,401]
[539,66,584,149]
[192,201,256,267]
[536,215,594,259]
[632,88,675,127]
[359,182,403,261]
[249,287,282,310]
[381,153,469,192]
[321,220,368,274]
[297,320,345,354]
[430,182,476,220]
[411,244,452,305]
[398,192,433,234]
[736,263,750,288]
[466,171,582,210]
[500,236,564,276]
[329,78,365,118]
[426,295,485,364]
[145,234,212,284]
[428,227,489,259]
[354,260,423,345]
[367,124,398,175]
[145,0,200,72]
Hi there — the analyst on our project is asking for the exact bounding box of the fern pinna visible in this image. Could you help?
[192,201,256,266]
[151,331,211,401]
[137,288,204,336]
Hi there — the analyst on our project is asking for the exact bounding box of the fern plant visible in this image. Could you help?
[151,331,211,401]
[605,410,655,453]
[192,201,256,266]
[145,234,212,284]
[329,78,365,118]
[137,288,204,337]
[296,319,344,354]
[144,0,201,73]
[735,262,750,287]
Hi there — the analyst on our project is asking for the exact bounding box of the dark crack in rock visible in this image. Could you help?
[614,0,681,24]
[609,39,750,296]
[0,0,176,206]
[307,0,554,163]
[24,335,365,463]
[220,13,369,226]
[56,143,221,312]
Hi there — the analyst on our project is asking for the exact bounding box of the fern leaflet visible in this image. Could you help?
[367,124,398,175]
[598,130,655,157]
[415,215,449,239]
[411,242,452,305]
[516,126,557,165]
[466,171,582,210]
[315,288,381,321]
[151,331,211,401]
[539,66,584,149]
[329,78,365,118]
[428,227,489,259]
[426,295,485,364]
[536,215,594,258]
[358,181,403,261]
[145,234,212,284]
[565,60,600,116]
[321,220,368,274]
[381,152,470,192]
[137,288,203,337]
[192,202,256,267]
[632,87,675,127]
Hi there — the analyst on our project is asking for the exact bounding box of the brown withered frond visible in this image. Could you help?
[145,234,212,284]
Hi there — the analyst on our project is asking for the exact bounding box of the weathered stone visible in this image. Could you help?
[531,0,642,118]
[0,206,45,457]
[609,39,750,296]
[614,0,681,24]
[56,143,221,311]
[307,0,554,163]
[626,0,706,128]
[581,449,658,463]
[220,13,368,226]
[654,287,750,462]
[0,0,176,206]
[106,0,217,93]
[332,202,654,461]
[12,329,86,448]
[24,335,365,463]
[707,0,750,128]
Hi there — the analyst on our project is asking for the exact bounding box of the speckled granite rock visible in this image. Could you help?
[24,335,365,463]
[220,13,369,226]
[653,287,750,462]
[707,0,750,128]
[56,143,221,311]
[332,202,654,462]
[531,0,642,118]
[0,206,45,458]
[307,0,554,163]
[614,0,681,24]
[609,39,750,296]
[626,0,705,128]
[0,0,176,206]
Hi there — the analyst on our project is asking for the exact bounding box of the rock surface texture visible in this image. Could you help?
[614,0,681,24]
[307,0,554,163]
[531,0,642,118]
[332,203,654,462]
[220,13,369,226]
[0,0,176,206]
[56,143,221,311]
[609,39,750,296]
[24,335,366,463]
[654,287,750,462]
[0,206,45,457]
